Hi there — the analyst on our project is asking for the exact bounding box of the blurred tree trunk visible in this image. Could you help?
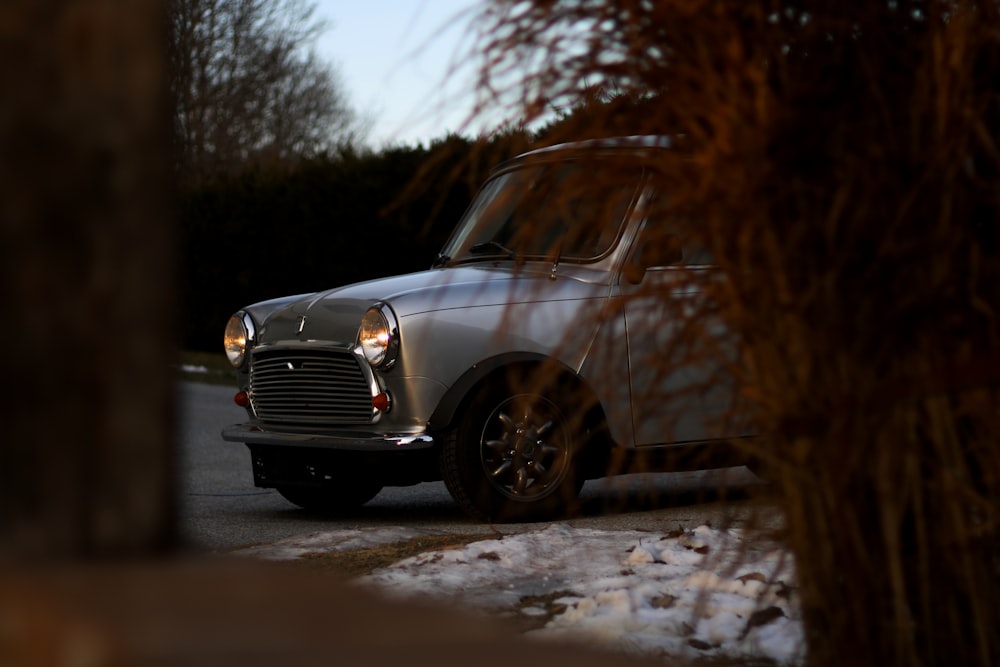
[0,0,176,558]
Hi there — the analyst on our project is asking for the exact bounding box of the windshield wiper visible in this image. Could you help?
[432,253,451,268]
[468,240,516,259]
[549,243,562,281]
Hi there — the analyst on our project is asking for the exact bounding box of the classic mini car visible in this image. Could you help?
[222,136,746,521]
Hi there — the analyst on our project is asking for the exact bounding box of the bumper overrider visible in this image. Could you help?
[221,424,436,451]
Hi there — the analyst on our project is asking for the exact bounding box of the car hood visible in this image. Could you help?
[250,264,611,346]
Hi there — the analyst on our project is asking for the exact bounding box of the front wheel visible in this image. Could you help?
[441,384,582,522]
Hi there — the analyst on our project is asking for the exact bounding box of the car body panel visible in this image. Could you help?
[221,136,747,512]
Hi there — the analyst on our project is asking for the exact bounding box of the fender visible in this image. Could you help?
[428,351,577,432]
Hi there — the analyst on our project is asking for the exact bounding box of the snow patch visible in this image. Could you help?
[360,523,804,664]
[238,523,805,664]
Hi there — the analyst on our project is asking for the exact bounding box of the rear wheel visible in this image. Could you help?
[441,381,582,522]
[276,481,382,513]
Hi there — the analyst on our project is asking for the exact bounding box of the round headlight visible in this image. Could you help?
[358,304,399,369]
[224,312,254,367]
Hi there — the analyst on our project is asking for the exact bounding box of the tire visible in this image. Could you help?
[276,481,382,513]
[441,381,583,522]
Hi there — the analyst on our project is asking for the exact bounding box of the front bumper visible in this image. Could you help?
[221,423,436,451]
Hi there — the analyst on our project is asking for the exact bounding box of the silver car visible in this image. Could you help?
[222,136,745,521]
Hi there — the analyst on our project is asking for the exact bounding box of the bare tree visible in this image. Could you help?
[471,2,1000,666]
[170,0,358,181]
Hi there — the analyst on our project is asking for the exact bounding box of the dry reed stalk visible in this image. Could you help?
[471,2,1000,665]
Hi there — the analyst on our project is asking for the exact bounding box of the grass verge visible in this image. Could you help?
[176,350,238,385]
[292,533,497,580]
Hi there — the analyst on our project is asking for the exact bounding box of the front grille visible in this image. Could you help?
[249,348,374,426]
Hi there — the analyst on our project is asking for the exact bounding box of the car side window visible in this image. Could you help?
[681,242,715,267]
[623,193,715,284]
[635,231,683,267]
[630,221,714,270]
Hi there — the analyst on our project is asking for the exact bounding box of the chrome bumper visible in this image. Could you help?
[222,423,435,451]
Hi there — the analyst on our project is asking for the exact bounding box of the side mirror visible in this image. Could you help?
[622,259,646,284]
[624,234,683,284]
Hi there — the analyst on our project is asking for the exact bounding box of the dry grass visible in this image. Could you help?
[465,2,1000,666]
[176,350,238,385]
[292,532,496,579]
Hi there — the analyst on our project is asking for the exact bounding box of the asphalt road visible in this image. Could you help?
[177,381,770,553]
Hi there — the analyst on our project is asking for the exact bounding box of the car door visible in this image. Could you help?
[615,217,733,447]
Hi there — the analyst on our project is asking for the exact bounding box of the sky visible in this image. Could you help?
[313,0,501,147]
[237,523,806,664]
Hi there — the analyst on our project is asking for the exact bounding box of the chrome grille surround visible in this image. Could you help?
[249,345,378,426]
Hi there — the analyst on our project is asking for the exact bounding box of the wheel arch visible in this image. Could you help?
[428,352,615,478]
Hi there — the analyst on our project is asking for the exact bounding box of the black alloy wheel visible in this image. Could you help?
[441,383,582,522]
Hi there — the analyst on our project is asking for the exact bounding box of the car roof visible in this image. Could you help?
[495,135,676,173]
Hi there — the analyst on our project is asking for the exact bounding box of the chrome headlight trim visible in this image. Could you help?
[357,302,400,370]
[224,311,256,368]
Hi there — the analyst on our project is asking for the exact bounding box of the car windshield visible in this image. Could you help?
[439,162,641,265]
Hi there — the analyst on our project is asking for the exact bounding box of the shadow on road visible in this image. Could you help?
[258,468,768,526]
